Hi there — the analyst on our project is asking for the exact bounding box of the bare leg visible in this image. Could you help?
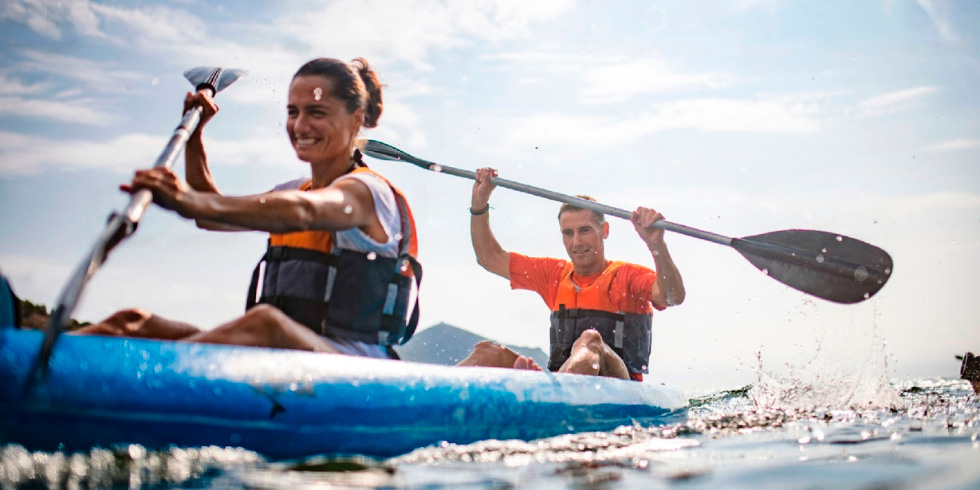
[457,340,521,368]
[182,304,341,353]
[558,329,630,380]
[73,308,201,340]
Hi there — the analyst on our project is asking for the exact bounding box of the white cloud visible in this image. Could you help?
[0,95,115,126]
[733,0,784,10]
[0,131,162,175]
[89,2,206,46]
[506,95,822,146]
[17,49,145,88]
[0,0,107,40]
[921,138,980,152]
[0,254,70,307]
[0,129,300,176]
[269,0,575,69]
[581,58,737,103]
[858,86,937,116]
[484,52,737,103]
[0,73,50,95]
[915,0,958,45]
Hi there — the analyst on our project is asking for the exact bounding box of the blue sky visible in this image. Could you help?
[1,0,977,391]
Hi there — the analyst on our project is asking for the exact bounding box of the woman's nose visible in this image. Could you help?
[292,113,309,133]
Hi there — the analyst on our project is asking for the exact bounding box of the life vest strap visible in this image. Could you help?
[554,307,626,322]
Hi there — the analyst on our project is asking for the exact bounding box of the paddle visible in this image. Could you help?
[29,67,246,383]
[357,139,893,305]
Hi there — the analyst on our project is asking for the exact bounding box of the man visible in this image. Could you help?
[457,168,686,381]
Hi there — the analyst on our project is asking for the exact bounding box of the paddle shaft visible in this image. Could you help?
[420,161,877,279]
[33,92,211,382]
[405,156,733,246]
[360,139,893,304]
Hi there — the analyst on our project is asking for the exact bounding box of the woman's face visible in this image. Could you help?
[286,75,363,165]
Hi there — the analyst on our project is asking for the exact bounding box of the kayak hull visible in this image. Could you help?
[0,328,687,460]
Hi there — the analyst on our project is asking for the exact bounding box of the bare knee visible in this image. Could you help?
[103,308,152,326]
[458,340,518,368]
[239,304,288,335]
[572,329,605,353]
[471,340,502,356]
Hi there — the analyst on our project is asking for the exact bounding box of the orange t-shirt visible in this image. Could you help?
[508,253,665,314]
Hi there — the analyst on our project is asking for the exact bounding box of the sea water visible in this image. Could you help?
[1,377,977,489]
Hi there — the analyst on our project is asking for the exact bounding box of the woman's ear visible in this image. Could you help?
[350,107,365,135]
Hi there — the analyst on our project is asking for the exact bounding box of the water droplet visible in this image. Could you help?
[652,250,660,256]
[151,77,159,86]
[835,236,843,242]
[366,252,377,261]
[259,197,266,204]
[761,268,769,276]
[863,292,870,299]
[884,268,891,275]
[343,205,353,214]
[432,164,443,173]
[854,266,869,282]
[313,87,322,101]
[400,260,409,272]
[821,248,827,253]
[815,254,824,263]
[592,362,600,370]
[394,232,403,241]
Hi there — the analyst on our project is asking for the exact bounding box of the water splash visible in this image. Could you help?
[0,445,262,489]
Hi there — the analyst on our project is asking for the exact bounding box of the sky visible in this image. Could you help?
[0,0,977,392]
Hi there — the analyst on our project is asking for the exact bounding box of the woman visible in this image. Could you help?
[76,58,421,360]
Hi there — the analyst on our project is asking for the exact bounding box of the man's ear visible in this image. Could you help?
[601,221,610,239]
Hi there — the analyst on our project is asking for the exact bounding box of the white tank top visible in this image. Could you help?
[272,173,402,257]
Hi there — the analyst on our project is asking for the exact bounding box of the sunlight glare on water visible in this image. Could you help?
[1,378,976,489]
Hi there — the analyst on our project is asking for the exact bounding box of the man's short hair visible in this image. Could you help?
[558,195,605,225]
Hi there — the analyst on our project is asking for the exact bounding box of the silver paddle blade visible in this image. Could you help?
[357,139,405,162]
[183,67,247,95]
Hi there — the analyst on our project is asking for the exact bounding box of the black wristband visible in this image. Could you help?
[469,204,490,215]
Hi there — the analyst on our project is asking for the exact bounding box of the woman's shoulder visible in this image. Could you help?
[271,178,308,192]
[336,171,396,202]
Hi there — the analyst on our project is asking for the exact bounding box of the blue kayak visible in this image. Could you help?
[0,327,687,460]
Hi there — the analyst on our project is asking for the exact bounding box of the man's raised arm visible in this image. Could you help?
[631,207,685,308]
[470,167,511,280]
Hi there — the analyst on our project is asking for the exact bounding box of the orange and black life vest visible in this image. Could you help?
[548,261,652,374]
[246,164,421,346]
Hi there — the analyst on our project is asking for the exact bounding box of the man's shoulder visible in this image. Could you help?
[509,253,568,274]
[610,261,656,280]
[510,252,565,264]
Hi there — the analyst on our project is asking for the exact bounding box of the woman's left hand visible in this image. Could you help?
[121,168,199,218]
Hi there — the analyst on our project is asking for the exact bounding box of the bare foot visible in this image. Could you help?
[513,355,543,371]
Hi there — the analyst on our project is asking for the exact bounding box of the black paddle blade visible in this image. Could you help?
[358,139,428,165]
[359,139,400,160]
[732,230,893,304]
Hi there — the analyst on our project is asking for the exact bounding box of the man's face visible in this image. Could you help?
[559,209,609,274]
